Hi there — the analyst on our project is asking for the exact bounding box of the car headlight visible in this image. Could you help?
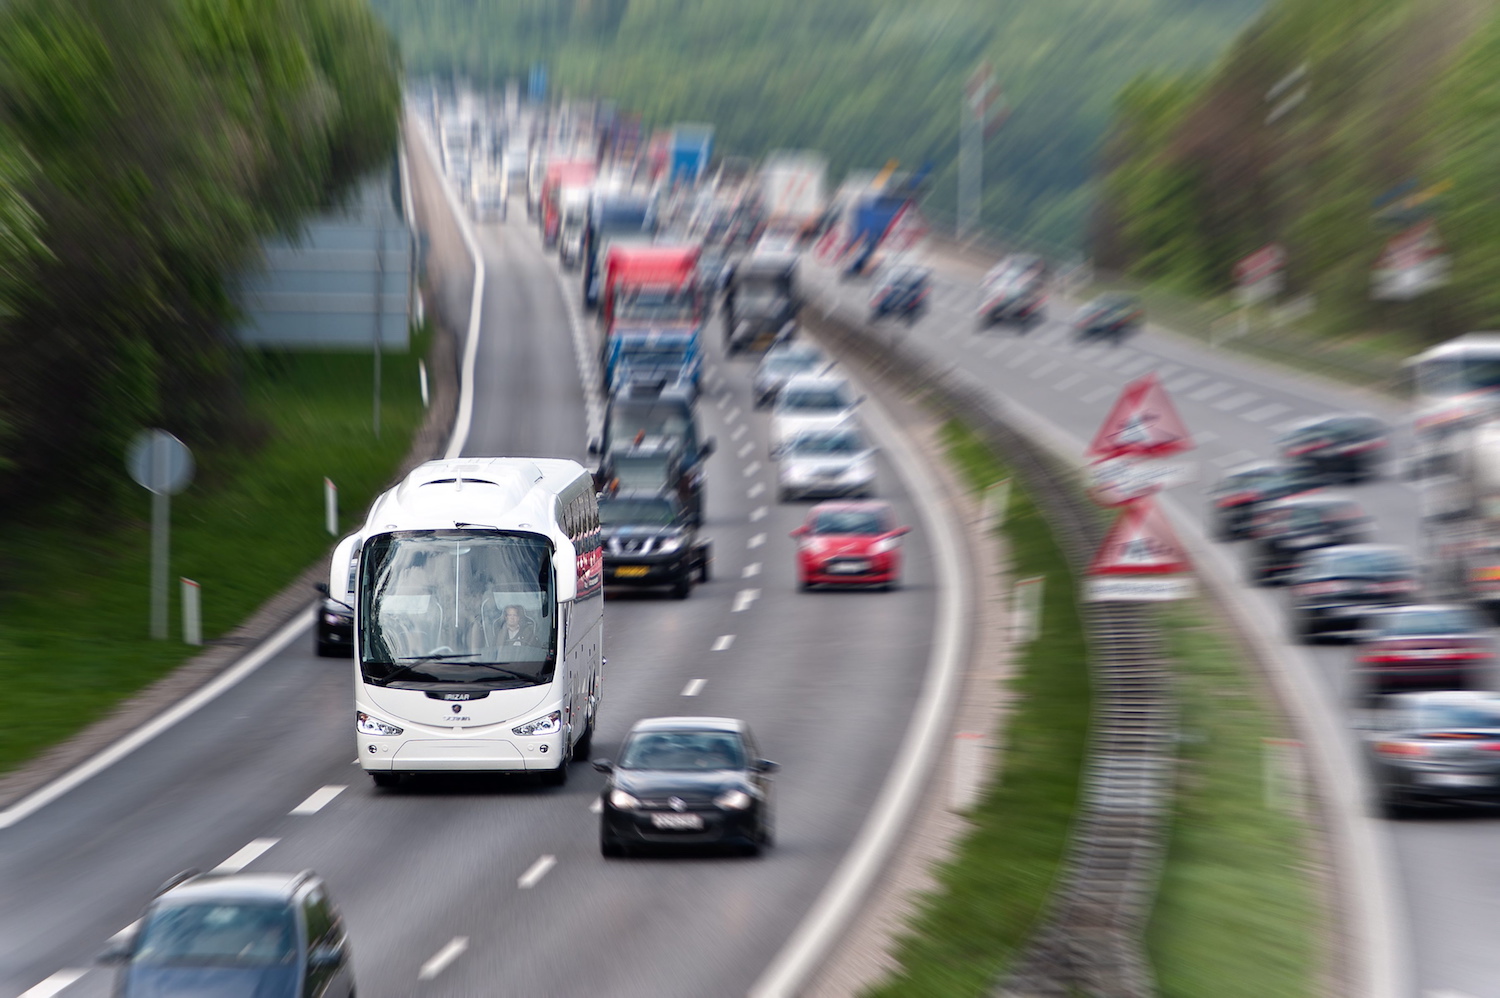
[357,712,403,736]
[323,612,344,625]
[714,789,754,810]
[873,536,902,554]
[656,536,685,554]
[843,459,874,480]
[609,789,641,810]
[512,710,562,736]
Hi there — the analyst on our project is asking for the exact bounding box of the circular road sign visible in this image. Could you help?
[126,429,194,496]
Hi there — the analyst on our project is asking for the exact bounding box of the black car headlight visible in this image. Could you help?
[609,789,642,810]
[714,789,754,811]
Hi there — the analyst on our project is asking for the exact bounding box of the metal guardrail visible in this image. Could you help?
[805,300,1177,998]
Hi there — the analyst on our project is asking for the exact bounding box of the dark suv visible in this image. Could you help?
[1247,494,1370,586]
[1287,544,1418,643]
[596,437,705,527]
[600,490,711,599]
[99,870,354,998]
[1276,413,1390,484]
[1208,460,1321,541]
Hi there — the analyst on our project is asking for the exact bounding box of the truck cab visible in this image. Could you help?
[595,435,705,527]
[724,253,799,354]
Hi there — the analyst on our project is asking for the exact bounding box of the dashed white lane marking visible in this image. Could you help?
[743,562,762,578]
[213,838,279,874]
[716,394,730,410]
[1005,348,1037,370]
[1053,372,1087,392]
[750,507,768,522]
[744,461,762,477]
[589,797,603,814]
[1031,360,1060,379]
[749,533,766,549]
[682,678,707,697]
[1213,391,1259,412]
[517,854,557,890]
[732,588,762,612]
[738,442,755,458]
[1167,373,1205,392]
[712,634,735,651]
[1190,381,1230,402]
[418,937,469,980]
[1212,448,1259,468]
[19,970,87,998]
[727,406,743,423]
[985,342,1008,359]
[731,424,748,441]
[1082,385,1115,404]
[290,785,346,815]
[1242,402,1290,424]
[748,482,766,498]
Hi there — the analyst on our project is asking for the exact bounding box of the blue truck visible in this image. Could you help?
[602,327,702,400]
[582,193,658,309]
[669,124,715,187]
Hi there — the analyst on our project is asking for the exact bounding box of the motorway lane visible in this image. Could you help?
[1,197,943,998]
[811,258,1500,998]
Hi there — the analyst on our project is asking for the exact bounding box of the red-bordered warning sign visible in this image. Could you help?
[1087,373,1193,461]
[1087,499,1190,575]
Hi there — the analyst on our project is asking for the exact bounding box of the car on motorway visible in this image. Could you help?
[1246,493,1370,586]
[98,870,354,998]
[594,379,714,471]
[1275,413,1390,483]
[752,341,827,408]
[600,490,711,598]
[869,264,931,324]
[1287,543,1419,643]
[313,586,354,658]
[776,424,877,501]
[596,435,705,527]
[1208,460,1321,541]
[791,500,910,590]
[977,255,1047,329]
[1352,604,1493,704]
[1073,293,1143,345]
[594,716,777,856]
[1364,691,1500,816]
[770,372,861,454]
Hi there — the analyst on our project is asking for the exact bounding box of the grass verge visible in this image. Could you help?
[863,419,1092,997]
[0,329,429,775]
[864,419,1320,998]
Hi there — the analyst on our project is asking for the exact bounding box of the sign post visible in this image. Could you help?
[127,430,195,640]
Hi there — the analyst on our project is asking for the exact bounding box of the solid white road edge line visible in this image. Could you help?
[18,969,88,998]
[418,937,469,981]
[0,607,314,830]
[290,784,347,815]
[517,854,557,889]
[213,837,280,874]
[748,364,970,998]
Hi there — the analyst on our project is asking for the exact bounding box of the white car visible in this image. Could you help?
[770,373,861,455]
[777,424,876,501]
[753,342,826,408]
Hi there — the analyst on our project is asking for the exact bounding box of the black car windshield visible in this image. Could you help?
[619,729,746,770]
[613,455,671,490]
[786,431,863,456]
[1289,503,1361,529]
[780,385,852,412]
[810,510,887,535]
[1409,699,1500,730]
[135,903,295,967]
[1222,468,1281,492]
[601,498,677,527]
[359,531,555,688]
[1380,608,1482,636]
[1310,549,1410,576]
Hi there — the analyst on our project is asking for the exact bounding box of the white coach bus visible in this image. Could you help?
[330,458,604,788]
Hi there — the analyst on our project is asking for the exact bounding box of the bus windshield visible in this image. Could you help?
[359,531,556,689]
[1416,356,1500,399]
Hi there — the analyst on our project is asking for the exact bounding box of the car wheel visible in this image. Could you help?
[1295,618,1321,645]
[315,641,341,658]
[600,834,626,858]
[538,760,569,787]
[698,548,713,583]
[1250,562,1272,587]
[370,772,400,789]
[671,574,692,600]
[1378,788,1413,821]
[798,576,812,592]
[882,578,901,592]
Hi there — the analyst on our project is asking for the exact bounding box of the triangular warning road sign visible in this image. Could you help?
[1087,500,1190,575]
[1087,373,1193,461]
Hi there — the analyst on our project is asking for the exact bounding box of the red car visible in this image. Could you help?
[792,500,910,590]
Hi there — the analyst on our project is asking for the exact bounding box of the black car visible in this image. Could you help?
[723,254,799,355]
[1353,604,1493,703]
[600,490,711,598]
[594,715,777,856]
[752,342,826,408]
[1246,494,1369,586]
[1074,293,1143,344]
[1275,413,1390,483]
[99,870,354,998]
[1287,544,1419,643]
[1208,460,1322,541]
[596,436,705,527]
[1364,691,1500,816]
[869,265,931,324]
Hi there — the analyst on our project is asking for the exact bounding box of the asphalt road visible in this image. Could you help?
[809,255,1496,998]
[0,188,950,996]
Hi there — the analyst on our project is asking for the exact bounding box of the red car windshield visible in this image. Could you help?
[810,510,887,535]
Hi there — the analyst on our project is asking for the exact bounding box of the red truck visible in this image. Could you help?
[540,160,596,248]
[602,244,701,331]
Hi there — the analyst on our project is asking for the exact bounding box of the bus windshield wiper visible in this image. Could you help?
[463,663,538,682]
[398,653,482,661]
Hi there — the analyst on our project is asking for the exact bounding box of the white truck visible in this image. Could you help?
[760,151,828,239]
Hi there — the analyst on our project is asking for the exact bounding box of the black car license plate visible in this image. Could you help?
[650,813,704,830]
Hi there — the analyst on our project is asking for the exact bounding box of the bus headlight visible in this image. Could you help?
[714,789,754,810]
[609,789,642,810]
[356,712,403,736]
[512,710,562,736]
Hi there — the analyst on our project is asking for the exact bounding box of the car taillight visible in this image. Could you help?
[1216,492,1255,508]
[1298,581,1341,596]
[1368,580,1415,594]
[1479,743,1500,752]
[1375,741,1427,757]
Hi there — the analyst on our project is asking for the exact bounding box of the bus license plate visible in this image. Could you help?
[651,813,704,830]
[615,566,649,578]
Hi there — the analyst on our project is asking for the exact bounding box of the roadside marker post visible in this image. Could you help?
[983,478,1011,532]
[419,359,430,409]
[324,478,338,537]
[181,579,202,647]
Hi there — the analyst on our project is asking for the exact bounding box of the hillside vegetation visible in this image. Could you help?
[1099,0,1500,344]
[371,0,1263,252]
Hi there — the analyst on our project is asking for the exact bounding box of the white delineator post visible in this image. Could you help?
[181,578,202,647]
[324,477,338,537]
[419,359,430,409]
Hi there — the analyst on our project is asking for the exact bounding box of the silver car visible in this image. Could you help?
[776,424,876,501]
[753,343,826,408]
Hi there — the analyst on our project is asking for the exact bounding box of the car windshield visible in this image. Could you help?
[739,285,787,310]
[359,531,555,688]
[1380,608,1482,636]
[135,903,296,968]
[617,344,690,366]
[779,384,852,413]
[616,288,697,324]
[1409,699,1500,730]
[1288,503,1360,529]
[613,455,671,490]
[605,403,693,454]
[786,431,863,456]
[1222,468,1281,492]
[601,498,677,527]
[762,355,817,377]
[810,510,886,535]
[1311,549,1410,576]
[619,729,746,770]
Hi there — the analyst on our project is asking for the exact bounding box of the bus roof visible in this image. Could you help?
[363,458,589,536]
[1407,333,1500,367]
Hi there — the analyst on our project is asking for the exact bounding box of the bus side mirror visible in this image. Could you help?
[592,760,614,773]
[314,582,330,595]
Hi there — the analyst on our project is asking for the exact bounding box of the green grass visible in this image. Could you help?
[0,330,429,775]
[1148,601,1320,998]
[862,420,1092,997]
